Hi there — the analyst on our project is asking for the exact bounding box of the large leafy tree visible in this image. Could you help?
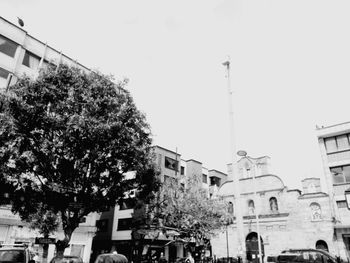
[0,64,158,255]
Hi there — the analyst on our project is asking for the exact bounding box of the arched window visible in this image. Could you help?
[310,202,322,220]
[316,240,328,251]
[269,197,278,212]
[248,200,255,215]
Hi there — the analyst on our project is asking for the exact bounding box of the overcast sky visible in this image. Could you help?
[2,0,350,189]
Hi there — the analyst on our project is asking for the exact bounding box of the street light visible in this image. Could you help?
[237,151,263,263]
[223,59,245,261]
[345,188,350,210]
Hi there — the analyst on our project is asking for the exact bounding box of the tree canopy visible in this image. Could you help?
[132,173,229,246]
[0,64,158,253]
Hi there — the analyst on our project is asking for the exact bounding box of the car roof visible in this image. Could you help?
[280,249,335,259]
[0,247,26,250]
[53,256,81,258]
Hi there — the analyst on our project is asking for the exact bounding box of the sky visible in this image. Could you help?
[2,0,350,189]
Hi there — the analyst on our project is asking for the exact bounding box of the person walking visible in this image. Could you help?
[185,252,194,263]
[159,252,167,263]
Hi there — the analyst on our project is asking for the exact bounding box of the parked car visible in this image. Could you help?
[216,257,238,263]
[94,253,128,263]
[267,256,278,263]
[0,244,35,263]
[277,249,340,263]
[50,256,83,263]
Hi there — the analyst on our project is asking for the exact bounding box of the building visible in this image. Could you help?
[92,145,228,263]
[0,15,96,263]
[211,155,338,263]
[0,16,89,91]
[316,121,350,260]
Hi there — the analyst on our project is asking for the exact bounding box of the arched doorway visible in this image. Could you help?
[316,240,329,252]
[246,232,264,263]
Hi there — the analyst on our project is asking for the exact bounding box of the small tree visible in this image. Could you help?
[0,64,158,255]
[159,175,228,241]
[132,173,229,260]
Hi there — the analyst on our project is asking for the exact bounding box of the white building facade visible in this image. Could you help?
[0,15,96,263]
[316,121,350,260]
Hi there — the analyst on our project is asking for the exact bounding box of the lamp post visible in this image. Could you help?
[223,59,245,261]
[237,151,262,263]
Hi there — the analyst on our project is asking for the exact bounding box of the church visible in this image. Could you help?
[211,155,337,262]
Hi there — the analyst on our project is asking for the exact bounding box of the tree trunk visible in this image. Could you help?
[55,227,74,257]
[42,234,49,263]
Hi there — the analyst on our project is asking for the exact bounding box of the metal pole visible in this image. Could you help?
[252,163,262,263]
[226,225,230,262]
[223,59,245,261]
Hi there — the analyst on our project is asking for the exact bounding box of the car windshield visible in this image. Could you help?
[318,251,337,262]
[0,250,25,263]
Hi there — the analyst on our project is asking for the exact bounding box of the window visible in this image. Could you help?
[0,250,24,262]
[210,177,221,187]
[228,202,234,214]
[180,166,185,175]
[269,197,278,212]
[248,200,255,215]
[22,50,40,69]
[330,165,350,184]
[119,198,135,210]
[70,244,85,258]
[164,156,178,171]
[310,202,322,220]
[316,240,329,252]
[325,137,337,152]
[0,67,10,89]
[117,218,132,231]
[0,67,10,79]
[202,174,208,184]
[324,134,350,153]
[337,135,350,151]
[96,219,108,232]
[337,200,348,208]
[0,35,18,57]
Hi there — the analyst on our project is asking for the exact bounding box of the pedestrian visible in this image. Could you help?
[185,252,194,263]
[159,252,167,263]
[33,253,40,263]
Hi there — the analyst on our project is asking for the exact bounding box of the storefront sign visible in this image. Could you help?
[35,237,56,244]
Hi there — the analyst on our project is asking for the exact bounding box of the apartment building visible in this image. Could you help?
[0,16,89,91]
[92,145,228,263]
[316,121,350,260]
[0,15,96,263]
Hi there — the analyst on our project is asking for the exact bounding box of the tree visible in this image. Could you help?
[132,173,229,260]
[159,175,228,241]
[0,64,158,255]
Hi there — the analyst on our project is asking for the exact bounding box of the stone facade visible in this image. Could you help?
[211,155,339,262]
